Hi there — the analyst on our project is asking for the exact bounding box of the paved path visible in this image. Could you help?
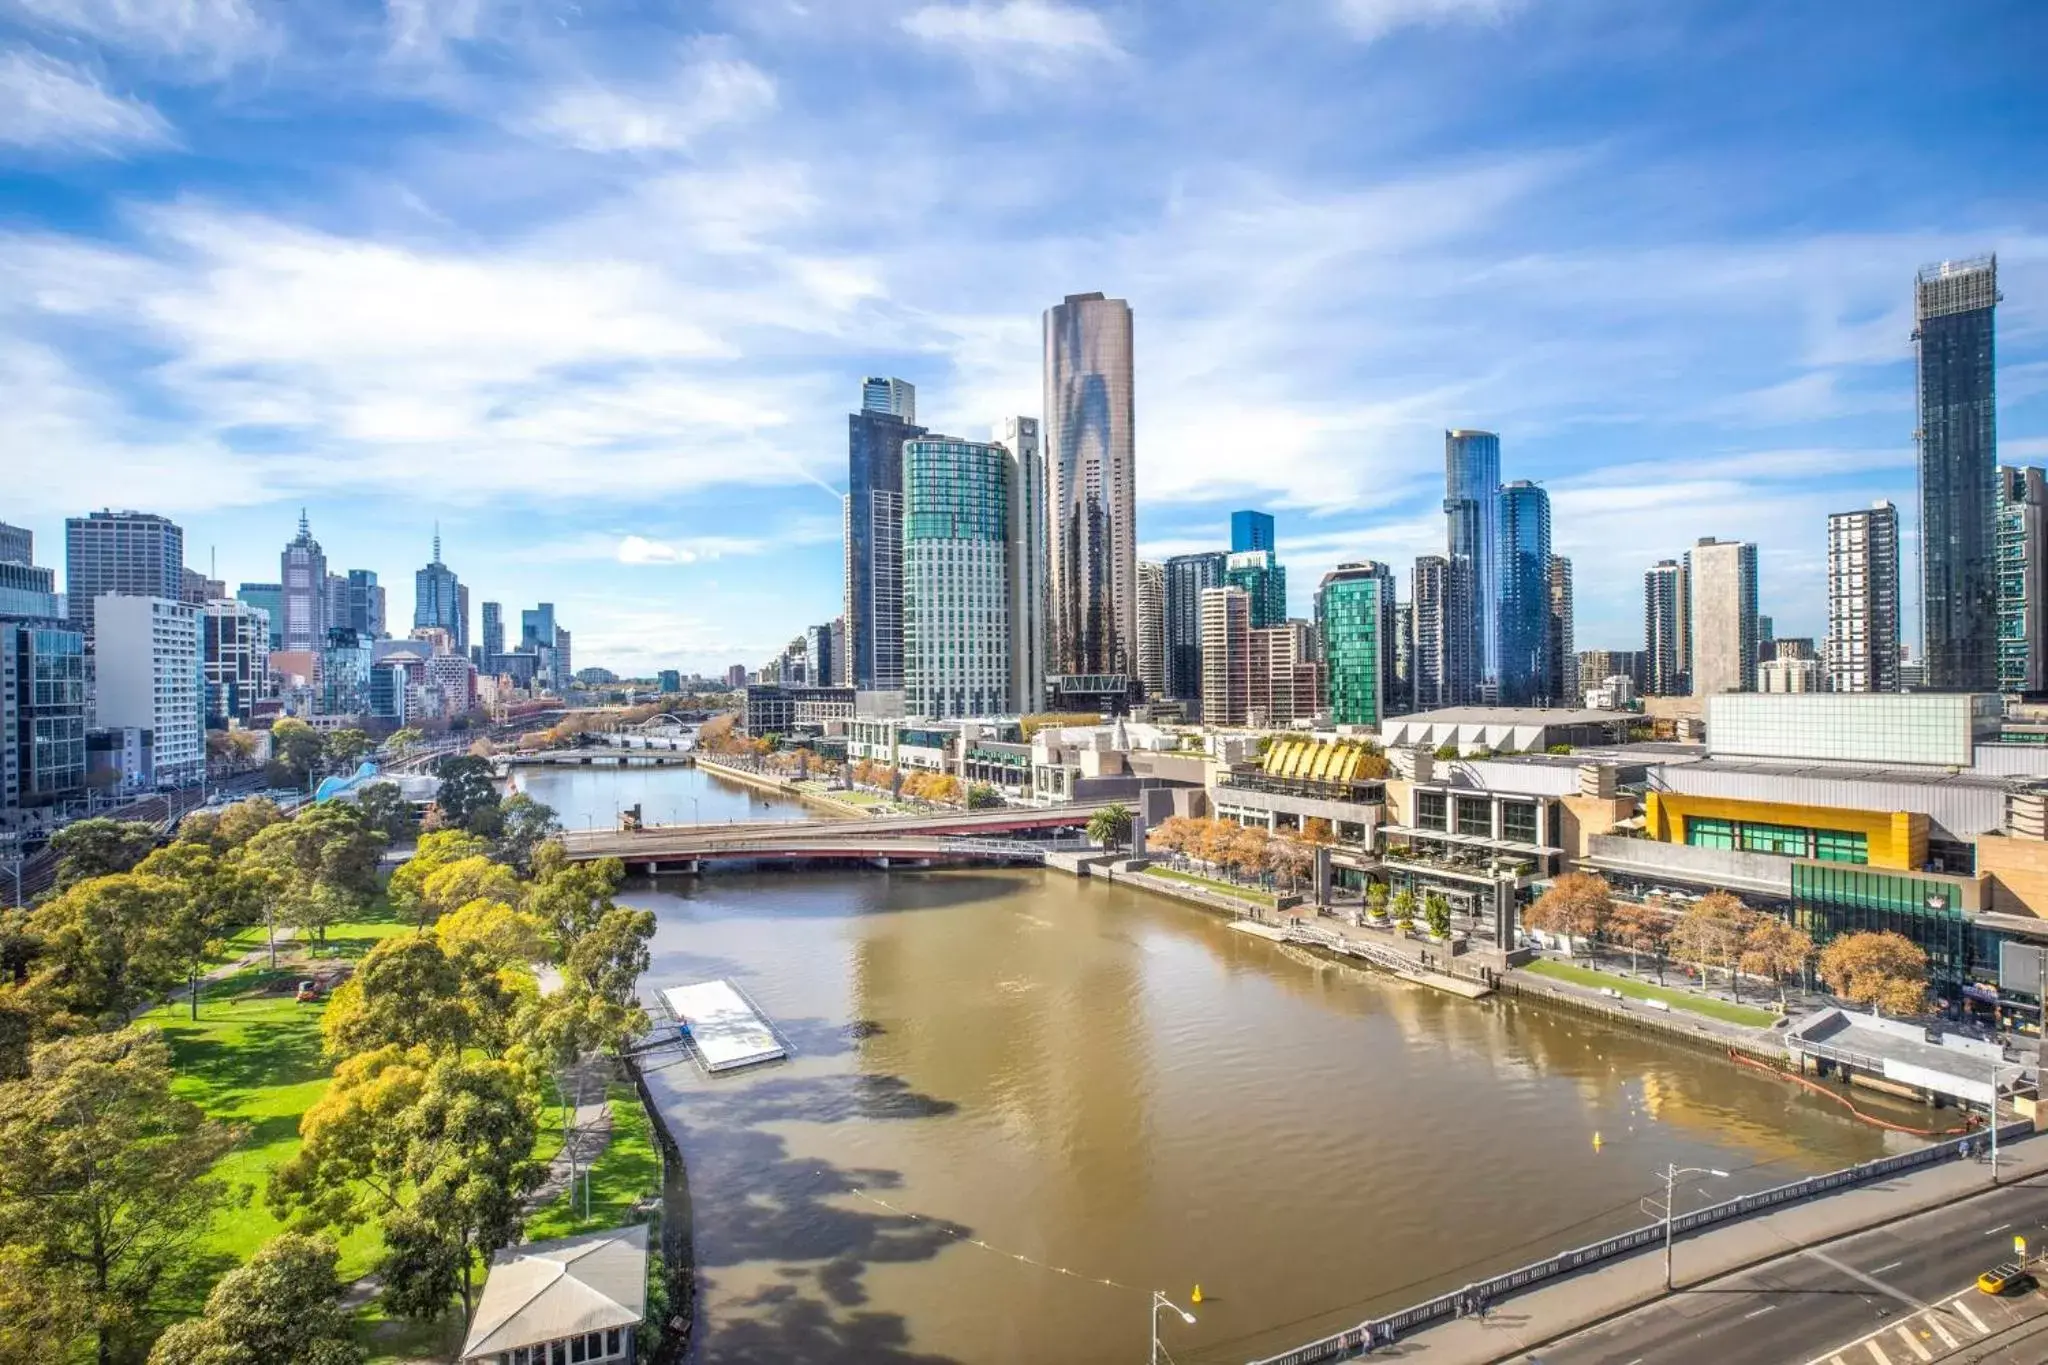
[1358,1135,2048,1365]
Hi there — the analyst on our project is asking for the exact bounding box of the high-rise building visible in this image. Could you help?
[844,399,927,691]
[1411,554,1472,710]
[1495,480,1552,705]
[1136,560,1166,700]
[1225,549,1287,630]
[1686,538,1759,697]
[658,670,681,694]
[482,601,504,662]
[1230,510,1275,554]
[1916,256,2000,692]
[902,436,1012,718]
[1578,649,1645,693]
[278,511,328,651]
[1199,585,1250,726]
[1164,552,1226,702]
[861,376,916,423]
[996,416,1048,715]
[1044,292,1136,679]
[726,664,747,689]
[321,628,374,716]
[93,595,203,787]
[0,522,29,566]
[346,569,385,639]
[1547,556,1576,706]
[64,510,184,647]
[1444,430,1500,702]
[1827,499,1902,694]
[0,547,85,811]
[830,617,847,696]
[180,567,225,605]
[1248,620,1322,728]
[1995,471,2045,695]
[1392,602,1415,715]
[1316,561,1395,728]
[202,598,271,723]
[323,573,350,642]
[1643,559,1690,696]
[415,529,465,650]
[237,583,285,651]
[521,603,556,652]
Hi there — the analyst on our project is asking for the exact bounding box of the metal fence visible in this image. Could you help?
[1245,1122,2032,1365]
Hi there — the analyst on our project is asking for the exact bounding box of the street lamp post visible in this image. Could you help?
[1658,1164,1729,1290]
[1991,1062,2011,1183]
[1151,1291,1196,1365]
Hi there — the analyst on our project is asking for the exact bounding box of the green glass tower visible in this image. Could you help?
[1226,549,1287,629]
[1316,561,1395,727]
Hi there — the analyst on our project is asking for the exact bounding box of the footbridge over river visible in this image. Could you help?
[556,802,1117,873]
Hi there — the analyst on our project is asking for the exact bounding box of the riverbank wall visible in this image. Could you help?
[625,1056,696,1364]
[690,756,867,819]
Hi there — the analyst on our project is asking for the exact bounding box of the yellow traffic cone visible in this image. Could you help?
[1191,1284,1204,1305]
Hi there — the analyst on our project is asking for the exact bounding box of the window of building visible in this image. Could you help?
[1456,797,1492,837]
[1813,829,1868,863]
[1685,815,1736,850]
[1416,790,1447,830]
[1738,821,1810,858]
[1501,801,1538,846]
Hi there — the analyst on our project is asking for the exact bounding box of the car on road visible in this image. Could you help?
[1975,1262,2033,1295]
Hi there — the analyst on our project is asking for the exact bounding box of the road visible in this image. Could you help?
[1535,1176,2048,1365]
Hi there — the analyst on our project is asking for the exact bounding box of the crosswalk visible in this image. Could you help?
[1810,1295,2004,1365]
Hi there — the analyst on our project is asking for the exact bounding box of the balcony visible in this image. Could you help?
[1219,768,1386,805]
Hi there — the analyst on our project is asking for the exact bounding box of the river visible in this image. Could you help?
[511,764,1919,1365]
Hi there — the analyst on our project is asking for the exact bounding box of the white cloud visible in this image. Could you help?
[522,55,776,154]
[1333,0,1525,44]
[0,50,174,155]
[901,1,1123,61]
[384,0,491,56]
[4,0,269,67]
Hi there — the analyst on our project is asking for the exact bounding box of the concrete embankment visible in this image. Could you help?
[625,1057,696,1364]
[689,757,867,819]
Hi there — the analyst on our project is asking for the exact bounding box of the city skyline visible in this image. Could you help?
[4,3,2046,674]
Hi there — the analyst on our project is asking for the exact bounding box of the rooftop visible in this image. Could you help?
[1667,756,2031,792]
[1387,707,1639,727]
[460,1223,648,1360]
[1787,1008,2009,1105]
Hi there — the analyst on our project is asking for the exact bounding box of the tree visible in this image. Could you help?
[24,874,187,1028]
[1265,838,1312,892]
[1740,916,1815,1011]
[323,730,373,774]
[1817,930,1929,1017]
[387,829,491,923]
[1671,892,1755,997]
[528,857,625,951]
[492,794,561,876]
[239,804,383,954]
[0,1029,235,1365]
[146,1233,364,1365]
[320,936,479,1060]
[386,728,425,757]
[135,842,261,1020]
[49,819,160,892]
[1087,803,1133,852]
[1389,885,1416,928]
[418,856,521,928]
[269,719,327,789]
[1365,882,1389,919]
[351,783,414,845]
[965,783,1003,810]
[176,797,283,855]
[429,756,501,834]
[562,908,655,1025]
[1424,891,1453,939]
[1607,900,1673,979]
[1299,817,1336,847]
[435,900,550,971]
[1225,825,1271,881]
[1525,872,1613,955]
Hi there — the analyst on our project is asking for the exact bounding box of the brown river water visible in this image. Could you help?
[512,764,1919,1365]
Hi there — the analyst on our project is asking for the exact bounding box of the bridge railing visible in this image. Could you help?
[1243,1122,2032,1364]
[939,836,1097,860]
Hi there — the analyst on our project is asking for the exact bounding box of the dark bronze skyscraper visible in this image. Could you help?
[1916,256,1999,692]
[1043,293,1135,679]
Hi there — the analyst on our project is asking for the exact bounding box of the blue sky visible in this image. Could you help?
[4,0,2046,676]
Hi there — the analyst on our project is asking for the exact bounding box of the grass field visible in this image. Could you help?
[1522,958,1781,1027]
[1142,865,1278,908]
[524,1084,661,1243]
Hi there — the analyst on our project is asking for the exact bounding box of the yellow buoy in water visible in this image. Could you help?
[1592,1131,1604,1150]
[1192,1285,1204,1305]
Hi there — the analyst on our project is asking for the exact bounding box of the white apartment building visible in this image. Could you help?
[1826,500,1899,693]
[94,595,204,787]
[1199,585,1250,726]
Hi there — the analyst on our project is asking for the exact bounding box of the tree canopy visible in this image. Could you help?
[1817,930,1928,1016]
[49,819,160,892]
[145,1233,363,1365]
[429,755,501,834]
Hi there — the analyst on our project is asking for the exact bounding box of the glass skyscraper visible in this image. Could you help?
[861,376,916,423]
[902,437,1010,718]
[64,509,184,648]
[1230,510,1274,554]
[1915,256,1999,692]
[1643,559,1690,696]
[1044,292,1136,679]
[414,530,464,650]
[843,400,927,691]
[1164,551,1226,701]
[1495,480,1552,705]
[1316,561,1395,727]
[278,511,327,651]
[1136,560,1165,699]
[1225,549,1287,629]
[1443,430,1500,702]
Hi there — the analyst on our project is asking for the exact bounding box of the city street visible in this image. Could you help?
[1535,1177,2048,1365]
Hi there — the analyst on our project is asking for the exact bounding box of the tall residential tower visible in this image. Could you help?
[1915,257,1999,691]
[1827,500,1901,693]
[1044,292,1137,680]
[1444,430,1500,703]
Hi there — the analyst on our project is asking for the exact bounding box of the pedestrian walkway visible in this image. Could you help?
[1377,1135,2048,1364]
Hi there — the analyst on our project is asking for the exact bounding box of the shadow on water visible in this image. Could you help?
[632,868,1043,921]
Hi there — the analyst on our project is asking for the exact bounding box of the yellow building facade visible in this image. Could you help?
[1642,790,1927,872]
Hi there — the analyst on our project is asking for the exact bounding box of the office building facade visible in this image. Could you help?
[1164,552,1225,703]
[1495,480,1552,705]
[278,512,328,651]
[0,555,85,811]
[237,583,284,651]
[1643,559,1690,696]
[861,376,916,423]
[0,522,29,567]
[997,416,1049,715]
[1996,470,2045,695]
[1827,500,1902,694]
[482,601,505,662]
[1199,586,1250,726]
[1316,561,1395,728]
[1248,620,1322,728]
[1230,510,1275,554]
[1044,292,1137,678]
[844,401,927,691]
[1444,430,1500,701]
[64,510,183,647]
[202,598,271,723]
[1411,554,1472,711]
[1136,560,1166,700]
[1916,257,2000,691]
[1547,555,1576,706]
[1686,538,1760,697]
[414,533,465,652]
[902,437,1012,718]
[1225,549,1287,630]
[93,595,203,787]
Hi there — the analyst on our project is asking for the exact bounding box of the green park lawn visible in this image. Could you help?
[524,1084,661,1243]
[1522,958,1781,1028]
[1142,865,1278,908]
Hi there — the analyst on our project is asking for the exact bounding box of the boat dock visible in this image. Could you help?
[658,980,787,1073]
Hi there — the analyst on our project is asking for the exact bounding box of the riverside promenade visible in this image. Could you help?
[1352,1135,2048,1365]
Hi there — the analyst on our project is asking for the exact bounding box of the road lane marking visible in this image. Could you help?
[1865,1339,1893,1365]
[1874,1261,1905,1272]
[1808,1249,1931,1311]
[1745,1305,1778,1319]
[1923,1312,1959,1349]
[1831,1357,1848,1365]
[1951,1298,1989,1334]
[1893,1326,1931,1361]
[1986,1223,2013,1235]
